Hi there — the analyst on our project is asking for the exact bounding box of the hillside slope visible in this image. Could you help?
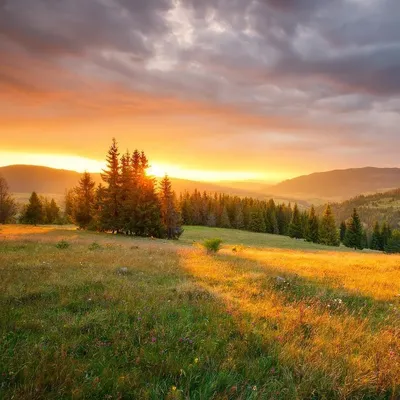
[317,188,400,229]
[270,167,400,200]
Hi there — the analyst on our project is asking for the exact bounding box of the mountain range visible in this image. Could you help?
[1,165,400,204]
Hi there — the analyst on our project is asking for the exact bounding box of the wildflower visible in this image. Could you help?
[151,336,157,343]
[194,357,199,364]
[172,386,177,392]
[252,386,257,391]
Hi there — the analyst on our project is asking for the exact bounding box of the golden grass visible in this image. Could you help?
[227,247,400,300]
[181,249,400,397]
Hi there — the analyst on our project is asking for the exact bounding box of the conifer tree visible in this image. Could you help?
[135,175,164,237]
[233,203,245,230]
[249,207,266,233]
[45,198,60,224]
[381,222,392,250]
[319,204,340,246]
[0,175,17,224]
[73,172,96,229]
[384,229,400,254]
[370,221,381,250]
[288,203,303,239]
[23,192,44,225]
[220,205,231,228]
[305,205,319,243]
[343,208,364,250]
[340,221,347,243]
[101,138,121,233]
[160,175,182,239]
[64,189,75,223]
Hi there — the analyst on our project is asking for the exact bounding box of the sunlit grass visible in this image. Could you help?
[0,225,399,399]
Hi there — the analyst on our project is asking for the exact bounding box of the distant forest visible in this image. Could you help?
[0,139,399,252]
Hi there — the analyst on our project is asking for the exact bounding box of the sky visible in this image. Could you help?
[0,0,399,183]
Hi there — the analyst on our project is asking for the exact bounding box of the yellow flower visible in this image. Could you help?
[172,386,177,392]
[194,358,199,364]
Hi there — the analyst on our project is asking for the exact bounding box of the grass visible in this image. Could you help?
[0,225,399,399]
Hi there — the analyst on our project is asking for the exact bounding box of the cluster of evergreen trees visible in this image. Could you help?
[179,192,341,246]
[65,139,182,239]
[20,192,62,225]
[179,192,293,235]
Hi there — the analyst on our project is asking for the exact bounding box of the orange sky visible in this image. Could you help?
[1,0,399,183]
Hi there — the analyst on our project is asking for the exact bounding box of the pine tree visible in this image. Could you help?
[319,204,340,246]
[339,221,347,243]
[381,222,392,250]
[370,221,381,250]
[135,175,164,238]
[233,203,245,230]
[101,138,121,233]
[73,172,96,229]
[288,204,303,239]
[23,192,44,225]
[220,205,231,228]
[343,208,364,250]
[249,207,266,233]
[46,199,60,224]
[305,205,319,243]
[384,229,400,254]
[160,175,182,239]
[119,151,133,234]
[64,189,75,223]
[0,175,17,224]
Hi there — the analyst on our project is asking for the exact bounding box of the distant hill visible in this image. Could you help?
[316,188,400,229]
[0,165,273,202]
[270,167,400,200]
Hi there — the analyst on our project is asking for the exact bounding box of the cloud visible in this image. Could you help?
[0,0,399,175]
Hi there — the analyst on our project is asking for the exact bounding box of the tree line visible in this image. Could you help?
[1,139,399,252]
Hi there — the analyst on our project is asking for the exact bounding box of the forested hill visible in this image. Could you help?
[317,188,400,229]
[270,167,400,200]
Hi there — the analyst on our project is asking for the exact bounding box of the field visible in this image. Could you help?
[0,225,399,399]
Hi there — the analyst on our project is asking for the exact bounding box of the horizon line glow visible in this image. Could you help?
[0,152,286,183]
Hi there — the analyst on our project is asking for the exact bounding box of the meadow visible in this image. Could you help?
[0,225,399,399]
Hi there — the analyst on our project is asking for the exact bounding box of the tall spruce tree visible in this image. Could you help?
[381,222,392,250]
[23,192,44,225]
[249,207,266,233]
[288,203,303,239]
[370,221,381,250]
[343,208,364,250]
[0,175,17,224]
[339,221,347,243]
[384,229,400,254]
[160,175,182,239]
[101,138,121,233]
[319,204,340,246]
[73,172,96,229]
[305,205,319,243]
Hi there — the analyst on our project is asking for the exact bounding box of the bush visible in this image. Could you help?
[203,238,223,254]
[55,240,70,249]
[88,242,102,251]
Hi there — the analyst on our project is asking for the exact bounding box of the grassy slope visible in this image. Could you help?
[0,225,399,399]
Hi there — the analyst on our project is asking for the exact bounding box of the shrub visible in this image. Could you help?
[88,242,102,251]
[203,238,223,254]
[55,240,70,249]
